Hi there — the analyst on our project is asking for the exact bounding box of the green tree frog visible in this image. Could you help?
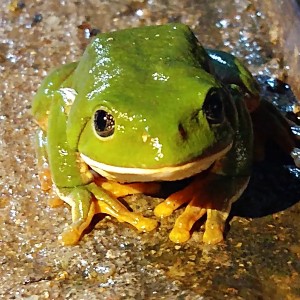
[32,23,296,245]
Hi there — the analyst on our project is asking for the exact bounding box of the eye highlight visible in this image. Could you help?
[202,88,224,125]
[93,109,115,138]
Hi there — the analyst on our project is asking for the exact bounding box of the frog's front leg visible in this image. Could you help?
[155,174,249,244]
[47,91,157,245]
[56,186,95,245]
[56,183,158,245]
[58,183,158,245]
[88,183,158,232]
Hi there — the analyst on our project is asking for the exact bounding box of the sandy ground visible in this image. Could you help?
[1,0,300,299]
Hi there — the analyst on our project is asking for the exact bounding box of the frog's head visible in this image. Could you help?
[67,23,235,182]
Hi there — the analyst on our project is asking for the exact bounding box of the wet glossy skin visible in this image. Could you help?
[32,23,296,245]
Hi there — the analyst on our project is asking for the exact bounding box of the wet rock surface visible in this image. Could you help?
[1,0,300,299]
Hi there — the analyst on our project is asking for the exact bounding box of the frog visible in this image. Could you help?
[32,23,297,245]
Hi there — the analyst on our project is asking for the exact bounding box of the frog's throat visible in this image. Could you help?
[80,143,232,183]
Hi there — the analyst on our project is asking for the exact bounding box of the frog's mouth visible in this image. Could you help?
[80,143,232,183]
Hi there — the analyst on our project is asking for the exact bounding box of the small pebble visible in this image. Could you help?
[32,13,43,25]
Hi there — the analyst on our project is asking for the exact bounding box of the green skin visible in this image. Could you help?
[32,23,280,245]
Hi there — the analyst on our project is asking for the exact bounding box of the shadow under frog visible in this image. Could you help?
[231,150,300,218]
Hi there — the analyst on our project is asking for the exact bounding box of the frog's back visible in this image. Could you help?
[71,23,218,118]
[83,23,210,75]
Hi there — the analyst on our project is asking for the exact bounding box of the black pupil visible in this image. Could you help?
[202,89,224,124]
[94,109,115,137]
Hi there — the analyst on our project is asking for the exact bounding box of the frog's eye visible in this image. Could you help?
[203,88,224,125]
[94,109,115,138]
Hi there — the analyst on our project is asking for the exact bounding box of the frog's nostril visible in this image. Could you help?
[178,123,188,140]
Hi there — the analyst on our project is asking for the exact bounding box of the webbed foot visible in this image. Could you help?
[155,174,249,244]
[89,183,158,232]
[57,183,158,245]
[55,179,159,245]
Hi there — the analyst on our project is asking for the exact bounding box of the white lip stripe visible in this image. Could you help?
[80,143,232,183]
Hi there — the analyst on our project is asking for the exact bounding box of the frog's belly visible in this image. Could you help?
[80,143,232,183]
